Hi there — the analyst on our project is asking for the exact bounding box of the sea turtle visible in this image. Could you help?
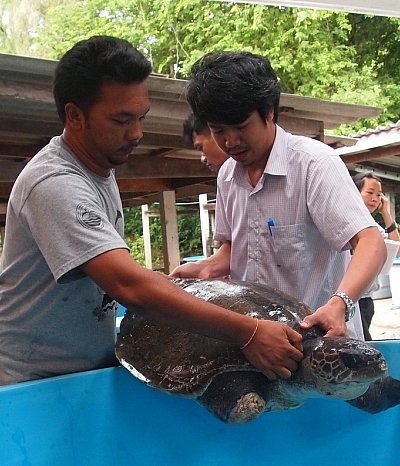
[116,278,389,424]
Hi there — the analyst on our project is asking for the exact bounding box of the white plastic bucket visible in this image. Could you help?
[381,239,400,275]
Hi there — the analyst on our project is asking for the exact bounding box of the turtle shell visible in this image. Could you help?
[116,278,321,397]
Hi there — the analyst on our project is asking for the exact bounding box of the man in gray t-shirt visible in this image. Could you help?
[0,36,305,386]
[0,135,126,383]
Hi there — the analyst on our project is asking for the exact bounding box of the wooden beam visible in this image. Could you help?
[341,145,400,164]
[0,202,6,227]
[0,143,45,158]
[0,161,27,182]
[279,93,381,125]
[0,182,13,199]
[279,114,324,138]
[117,178,172,193]
[116,156,213,179]
[121,180,217,207]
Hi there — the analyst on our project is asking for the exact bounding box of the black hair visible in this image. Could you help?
[53,35,152,122]
[182,113,210,145]
[186,51,281,126]
[352,172,382,192]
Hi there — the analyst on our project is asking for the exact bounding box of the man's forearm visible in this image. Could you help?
[340,228,386,301]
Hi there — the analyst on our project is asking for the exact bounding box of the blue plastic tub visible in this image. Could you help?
[182,255,205,263]
[0,340,399,466]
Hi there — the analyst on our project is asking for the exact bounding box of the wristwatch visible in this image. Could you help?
[331,291,356,322]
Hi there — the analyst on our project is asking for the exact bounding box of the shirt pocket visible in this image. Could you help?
[265,223,314,296]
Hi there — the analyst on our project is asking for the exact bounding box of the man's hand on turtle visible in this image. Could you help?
[242,320,303,380]
[300,303,348,337]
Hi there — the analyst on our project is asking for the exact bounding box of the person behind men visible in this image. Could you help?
[0,37,304,386]
[183,113,228,253]
[183,113,228,173]
[171,51,386,341]
[352,171,400,340]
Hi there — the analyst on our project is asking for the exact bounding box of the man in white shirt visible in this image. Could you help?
[171,50,386,341]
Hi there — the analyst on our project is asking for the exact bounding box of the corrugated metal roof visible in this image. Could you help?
[351,120,400,139]
[336,121,400,188]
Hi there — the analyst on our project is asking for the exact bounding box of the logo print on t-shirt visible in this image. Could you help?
[115,210,122,228]
[93,294,118,322]
[76,202,104,230]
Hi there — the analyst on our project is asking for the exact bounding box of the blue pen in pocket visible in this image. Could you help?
[267,217,275,236]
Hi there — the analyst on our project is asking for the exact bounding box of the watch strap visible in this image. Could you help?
[331,291,356,322]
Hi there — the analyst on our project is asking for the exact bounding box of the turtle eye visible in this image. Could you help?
[340,353,362,369]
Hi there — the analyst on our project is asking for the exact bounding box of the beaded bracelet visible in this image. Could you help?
[240,318,259,350]
[386,222,398,234]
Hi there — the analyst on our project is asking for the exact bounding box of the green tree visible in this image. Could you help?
[123,205,202,266]
[0,0,72,55]
[176,205,202,257]
[21,0,398,129]
[345,14,400,130]
[123,206,163,267]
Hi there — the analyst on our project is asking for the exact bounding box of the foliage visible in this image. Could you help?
[123,205,202,266]
[175,205,203,257]
[0,0,73,55]
[1,0,398,129]
[124,235,146,266]
[123,206,162,266]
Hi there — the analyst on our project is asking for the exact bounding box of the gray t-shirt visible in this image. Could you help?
[0,135,128,385]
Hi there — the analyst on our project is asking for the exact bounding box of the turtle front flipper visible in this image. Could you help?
[347,376,400,414]
[198,371,269,424]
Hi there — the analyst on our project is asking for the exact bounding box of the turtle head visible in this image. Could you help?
[292,337,388,400]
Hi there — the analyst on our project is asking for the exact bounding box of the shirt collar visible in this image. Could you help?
[264,125,288,176]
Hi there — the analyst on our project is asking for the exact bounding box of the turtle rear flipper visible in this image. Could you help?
[347,376,400,414]
[198,371,268,424]
[228,392,266,424]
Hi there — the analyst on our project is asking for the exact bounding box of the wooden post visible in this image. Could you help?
[141,204,153,269]
[159,190,180,274]
[199,194,210,257]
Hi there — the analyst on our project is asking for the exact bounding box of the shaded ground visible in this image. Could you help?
[370,298,400,340]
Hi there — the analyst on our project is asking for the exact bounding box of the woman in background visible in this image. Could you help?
[353,172,400,340]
